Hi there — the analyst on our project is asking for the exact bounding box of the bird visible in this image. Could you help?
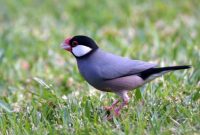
[61,35,190,118]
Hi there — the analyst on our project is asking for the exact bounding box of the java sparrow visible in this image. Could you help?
[61,35,190,116]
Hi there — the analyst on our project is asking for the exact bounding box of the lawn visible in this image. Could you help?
[0,0,200,134]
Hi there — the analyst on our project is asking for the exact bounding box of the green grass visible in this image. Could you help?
[0,0,200,134]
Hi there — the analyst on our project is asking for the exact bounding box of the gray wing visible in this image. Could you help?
[96,51,157,80]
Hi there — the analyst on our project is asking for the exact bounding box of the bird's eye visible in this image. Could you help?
[72,41,78,47]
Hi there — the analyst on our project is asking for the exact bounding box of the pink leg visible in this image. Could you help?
[104,99,119,111]
[114,99,129,116]
[105,91,130,120]
[114,91,130,116]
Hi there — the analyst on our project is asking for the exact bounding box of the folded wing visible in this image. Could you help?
[96,51,157,80]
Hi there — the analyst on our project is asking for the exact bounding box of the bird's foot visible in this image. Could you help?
[104,106,113,111]
[103,91,129,120]
[104,109,120,120]
[104,99,119,111]
[114,108,120,116]
[113,99,129,117]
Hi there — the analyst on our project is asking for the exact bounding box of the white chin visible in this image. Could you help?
[72,45,92,57]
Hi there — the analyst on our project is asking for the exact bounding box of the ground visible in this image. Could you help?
[0,0,200,134]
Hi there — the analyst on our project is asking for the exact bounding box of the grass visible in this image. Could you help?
[0,0,200,134]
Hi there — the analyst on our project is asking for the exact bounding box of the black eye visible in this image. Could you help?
[72,41,78,47]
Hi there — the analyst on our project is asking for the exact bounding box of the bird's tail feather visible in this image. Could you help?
[155,65,191,71]
[139,65,191,80]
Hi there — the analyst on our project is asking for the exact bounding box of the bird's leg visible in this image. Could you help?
[105,91,130,120]
[104,99,120,120]
[104,99,119,111]
[114,91,130,116]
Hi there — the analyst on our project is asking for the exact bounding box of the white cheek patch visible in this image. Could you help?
[72,45,92,57]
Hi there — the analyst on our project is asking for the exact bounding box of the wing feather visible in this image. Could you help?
[95,51,157,80]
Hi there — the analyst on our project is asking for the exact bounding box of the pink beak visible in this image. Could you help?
[61,37,72,51]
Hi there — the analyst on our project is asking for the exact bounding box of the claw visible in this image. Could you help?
[104,91,130,119]
[103,99,119,111]
[104,106,113,111]
[114,109,120,116]
[104,109,120,121]
[112,91,130,117]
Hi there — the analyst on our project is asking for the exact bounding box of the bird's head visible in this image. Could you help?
[61,35,98,58]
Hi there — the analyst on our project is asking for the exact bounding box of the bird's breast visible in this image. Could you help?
[77,60,103,89]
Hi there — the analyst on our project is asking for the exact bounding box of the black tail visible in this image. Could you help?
[139,65,191,80]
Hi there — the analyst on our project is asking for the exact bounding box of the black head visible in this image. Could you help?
[70,35,99,50]
[61,35,99,58]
